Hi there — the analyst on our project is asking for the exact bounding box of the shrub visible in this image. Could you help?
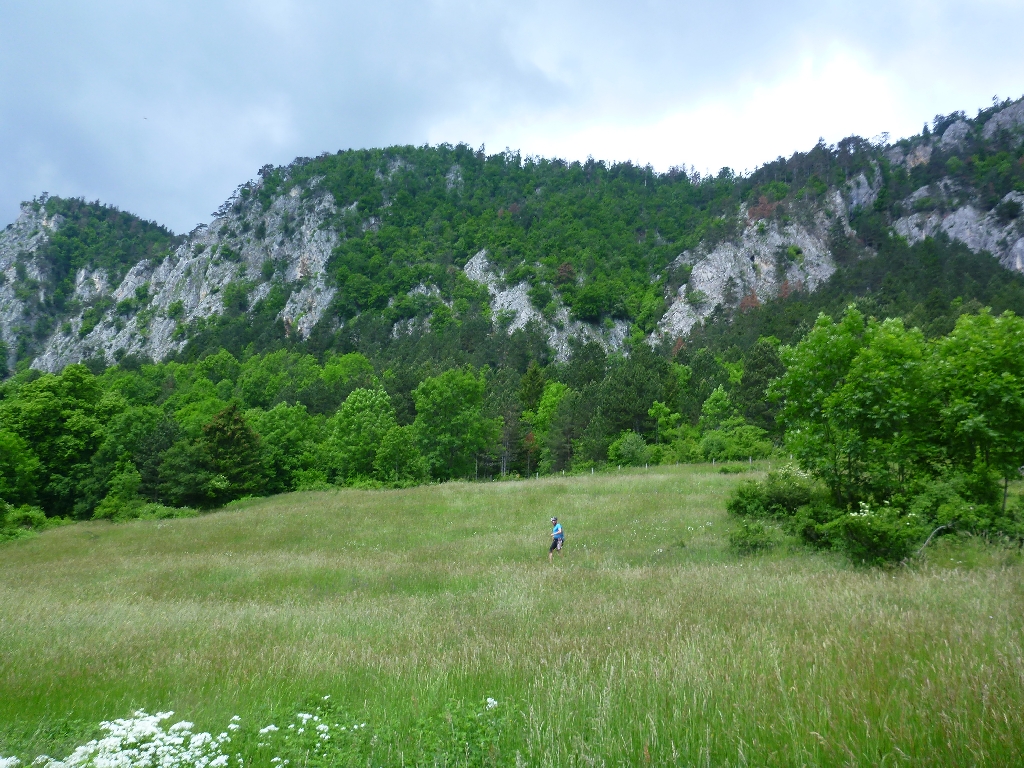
[664,436,701,463]
[1,502,66,541]
[699,424,774,462]
[822,502,928,565]
[608,431,650,467]
[726,465,814,518]
[727,480,770,517]
[729,519,782,554]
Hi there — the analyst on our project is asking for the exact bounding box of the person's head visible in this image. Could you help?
[551,517,558,524]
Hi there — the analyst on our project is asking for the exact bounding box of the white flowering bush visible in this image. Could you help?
[16,712,234,768]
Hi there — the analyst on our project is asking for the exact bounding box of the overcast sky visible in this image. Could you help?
[2,0,1023,233]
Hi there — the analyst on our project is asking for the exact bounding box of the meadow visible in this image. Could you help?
[1,465,1022,767]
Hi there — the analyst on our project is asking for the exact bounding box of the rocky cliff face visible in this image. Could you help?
[0,206,65,372]
[462,249,629,360]
[1,174,343,373]
[656,188,852,340]
[886,102,1024,273]
[894,190,1024,271]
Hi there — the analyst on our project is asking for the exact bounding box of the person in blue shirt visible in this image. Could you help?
[549,517,565,563]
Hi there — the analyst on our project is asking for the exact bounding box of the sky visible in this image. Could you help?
[2,0,1024,234]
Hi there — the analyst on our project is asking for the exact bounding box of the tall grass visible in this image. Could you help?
[1,465,1022,766]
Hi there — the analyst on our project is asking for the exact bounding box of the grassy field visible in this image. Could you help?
[1,464,1023,767]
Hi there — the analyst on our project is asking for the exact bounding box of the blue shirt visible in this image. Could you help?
[553,523,563,540]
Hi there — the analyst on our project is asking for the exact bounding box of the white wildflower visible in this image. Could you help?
[486,698,498,710]
[29,711,230,768]
[315,724,329,733]
[1,757,21,768]
[230,716,241,723]
[258,725,279,735]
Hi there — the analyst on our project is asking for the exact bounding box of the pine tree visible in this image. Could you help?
[202,404,265,498]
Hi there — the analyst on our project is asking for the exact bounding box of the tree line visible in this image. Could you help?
[0,335,784,529]
[730,306,1024,562]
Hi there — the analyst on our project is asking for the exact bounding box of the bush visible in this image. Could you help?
[700,424,774,461]
[822,502,928,565]
[726,465,814,518]
[1,502,68,541]
[663,436,701,463]
[723,466,948,564]
[608,431,650,467]
[729,519,782,554]
[95,497,197,523]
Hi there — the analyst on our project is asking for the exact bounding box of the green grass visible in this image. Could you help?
[2,465,1023,766]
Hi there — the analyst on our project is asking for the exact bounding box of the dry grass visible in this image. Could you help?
[2,465,1023,766]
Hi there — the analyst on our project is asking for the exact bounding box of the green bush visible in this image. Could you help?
[608,431,650,467]
[729,519,782,554]
[699,424,774,461]
[822,502,928,566]
[1,502,67,541]
[724,466,952,564]
[726,465,814,518]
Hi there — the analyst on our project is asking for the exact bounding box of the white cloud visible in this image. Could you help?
[435,46,963,175]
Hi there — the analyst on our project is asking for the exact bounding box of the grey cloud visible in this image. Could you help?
[1,0,1023,232]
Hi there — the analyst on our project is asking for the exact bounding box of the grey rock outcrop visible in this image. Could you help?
[20,175,343,372]
[940,120,972,151]
[462,249,629,360]
[0,203,64,371]
[656,192,844,341]
[894,188,1024,271]
[983,101,1024,139]
[848,171,880,210]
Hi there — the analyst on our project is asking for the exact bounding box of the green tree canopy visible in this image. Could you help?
[413,366,502,480]
[326,388,398,481]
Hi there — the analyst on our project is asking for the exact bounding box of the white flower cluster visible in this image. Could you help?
[256,710,373,758]
[849,501,875,518]
[26,711,233,768]
[2,757,22,768]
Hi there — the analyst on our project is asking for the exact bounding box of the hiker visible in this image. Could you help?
[549,516,564,563]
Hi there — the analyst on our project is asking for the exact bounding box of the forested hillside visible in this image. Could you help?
[2,97,1024,540]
